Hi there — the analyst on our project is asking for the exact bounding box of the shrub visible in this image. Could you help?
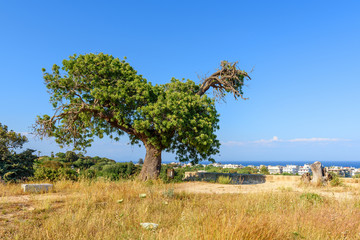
[329,172,343,187]
[160,165,185,183]
[58,168,78,181]
[260,166,270,175]
[33,167,60,181]
[98,162,137,180]
[300,193,323,204]
[217,175,232,184]
[162,188,175,198]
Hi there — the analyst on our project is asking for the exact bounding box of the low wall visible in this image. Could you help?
[183,172,266,184]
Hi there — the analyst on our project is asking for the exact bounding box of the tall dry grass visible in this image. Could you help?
[1,179,360,239]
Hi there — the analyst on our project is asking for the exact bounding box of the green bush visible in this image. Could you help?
[329,172,343,187]
[160,165,185,183]
[98,162,137,180]
[58,168,78,181]
[33,167,60,181]
[0,149,37,182]
[217,175,232,184]
[300,193,323,204]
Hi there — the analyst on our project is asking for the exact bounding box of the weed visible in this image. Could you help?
[162,188,174,198]
[300,193,323,204]
[217,176,232,184]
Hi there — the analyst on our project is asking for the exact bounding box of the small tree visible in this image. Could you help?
[0,123,37,182]
[138,158,144,165]
[260,166,270,175]
[35,53,250,180]
[65,151,79,163]
[0,123,27,159]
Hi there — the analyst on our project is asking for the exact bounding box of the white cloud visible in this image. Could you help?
[222,136,350,146]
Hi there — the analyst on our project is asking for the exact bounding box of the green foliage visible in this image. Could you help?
[65,151,79,163]
[98,162,137,180]
[73,158,95,169]
[33,167,60,181]
[0,149,37,182]
[237,167,258,174]
[55,152,66,159]
[260,166,270,175]
[0,123,27,158]
[36,53,221,165]
[217,175,232,184]
[162,188,175,198]
[58,168,78,181]
[329,172,343,187]
[160,165,186,183]
[300,193,323,204]
[0,124,37,182]
[42,160,64,170]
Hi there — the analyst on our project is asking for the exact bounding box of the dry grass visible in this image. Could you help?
[1,179,360,239]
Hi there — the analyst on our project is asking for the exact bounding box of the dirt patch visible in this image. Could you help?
[174,177,360,200]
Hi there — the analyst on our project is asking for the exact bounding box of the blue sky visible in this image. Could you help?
[0,1,359,163]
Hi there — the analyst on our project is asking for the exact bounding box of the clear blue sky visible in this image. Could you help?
[1,0,359,163]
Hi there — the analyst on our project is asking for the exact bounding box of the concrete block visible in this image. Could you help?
[21,184,53,193]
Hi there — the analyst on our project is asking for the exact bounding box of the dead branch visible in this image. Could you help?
[197,61,251,100]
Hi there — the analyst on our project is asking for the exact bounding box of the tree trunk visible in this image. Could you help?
[310,161,323,185]
[138,143,162,181]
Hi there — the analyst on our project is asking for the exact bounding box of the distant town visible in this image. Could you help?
[166,162,360,178]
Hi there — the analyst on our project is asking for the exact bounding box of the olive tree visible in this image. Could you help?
[35,53,250,180]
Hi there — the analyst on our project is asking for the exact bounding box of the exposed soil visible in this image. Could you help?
[174,175,360,200]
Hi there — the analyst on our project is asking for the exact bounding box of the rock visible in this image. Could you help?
[140,223,158,230]
[139,193,146,198]
[301,161,332,186]
[21,184,53,193]
[310,161,323,184]
[117,199,124,203]
[301,173,311,183]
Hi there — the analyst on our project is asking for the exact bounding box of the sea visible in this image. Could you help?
[161,160,360,168]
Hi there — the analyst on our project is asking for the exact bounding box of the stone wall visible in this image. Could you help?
[183,172,266,184]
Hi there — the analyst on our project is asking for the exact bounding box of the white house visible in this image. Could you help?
[283,165,299,174]
[268,165,283,174]
[298,164,311,175]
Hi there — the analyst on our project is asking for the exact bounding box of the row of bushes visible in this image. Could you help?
[32,162,140,182]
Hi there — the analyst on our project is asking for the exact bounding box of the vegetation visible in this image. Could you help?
[2,180,360,239]
[31,151,141,182]
[0,123,37,182]
[35,53,250,180]
[329,172,344,187]
[217,175,232,184]
[260,165,270,175]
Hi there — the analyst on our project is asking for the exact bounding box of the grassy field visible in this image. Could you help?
[1,179,360,239]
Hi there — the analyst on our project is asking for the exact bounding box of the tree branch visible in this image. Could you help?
[197,61,251,100]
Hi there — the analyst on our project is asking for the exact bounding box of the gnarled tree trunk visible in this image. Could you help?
[138,143,162,181]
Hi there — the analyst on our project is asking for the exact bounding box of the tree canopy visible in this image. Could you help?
[0,123,37,182]
[0,123,27,159]
[36,53,250,180]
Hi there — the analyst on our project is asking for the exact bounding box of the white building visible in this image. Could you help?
[351,168,360,177]
[210,163,223,167]
[283,165,300,174]
[268,165,283,174]
[298,164,311,175]
[223,164,242,169]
